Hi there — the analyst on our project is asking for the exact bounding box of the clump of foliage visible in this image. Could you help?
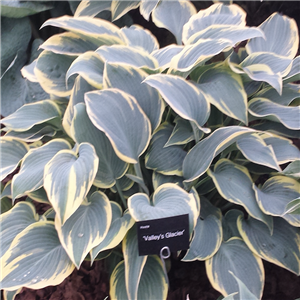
[1,1,300,299]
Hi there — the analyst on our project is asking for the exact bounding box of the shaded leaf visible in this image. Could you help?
[206,237,264,299]
[248,98,300,130]
[145,123,187,176]
[237,215,300,275]
[152,0,196,44]
[183,126,254,182]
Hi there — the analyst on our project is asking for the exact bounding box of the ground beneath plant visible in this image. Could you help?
[11,257,300,300]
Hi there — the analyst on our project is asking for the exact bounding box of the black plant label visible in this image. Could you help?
[137,214,189,256]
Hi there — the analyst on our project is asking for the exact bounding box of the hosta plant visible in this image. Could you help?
[1,1,300,300]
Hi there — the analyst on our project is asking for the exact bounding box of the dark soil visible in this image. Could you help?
[11,257,300,300]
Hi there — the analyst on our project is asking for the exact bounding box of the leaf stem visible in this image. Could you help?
[134,161,149,195]
[115,180,127,209]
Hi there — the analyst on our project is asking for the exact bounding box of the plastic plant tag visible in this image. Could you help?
[137,214,189,256]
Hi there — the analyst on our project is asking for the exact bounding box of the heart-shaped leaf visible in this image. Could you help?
[128,183,198,234]
[12,139,72,199]
[44,143,99,224]
[55,191,112,268]
[0,221,75,291]
[90,202,134,263]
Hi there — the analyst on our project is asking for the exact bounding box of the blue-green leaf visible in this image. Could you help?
[85,89,151,164]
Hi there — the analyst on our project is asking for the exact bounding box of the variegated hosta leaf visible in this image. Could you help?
[2,288,22,300]
[35,51,75,97]
[284,56,300,83]
[251,120,300,140]
[183,126,255,182]
[152,172,183,190]
[196,64,247,124]
[63,76,96,138]
[0,202,41,258]
[182,3,246,44]
[254,83,300,106]
[139,0,159,21]
[236,134,281,171]
[145,74,210,133]
[145,123,187,176]
[151,0,196,44]
[128,183,198,234]
[240,52,292,77]
[122,225,147,300]
[249,98,300,130]
[28,188,50,204]
[223,272,259,300]
[186,25,264,46]
[66,52,105,89]
[85,89,151,164]
[165,117,195,147]
[5,125,57,143]
[40,32,100,56]
[44,143,99,224]
[169,38,232,72]
[261,134,300,164]
[90,203,134,263]
[0,221,75,291]
[240,64,283,94]
[104,63,164,132]
[208,159,273,231]
[285,197,300,215]
[151,44,184,70]
[183,214,222,261]
[222,209,243,241]
[1,198,12,215]
[55,191,112,268]
[253,176,300,226]
[74,1,111,17]
[282,160,300,179]
[1,181,12,199]
[110,255,168,300]
[96,45,158,70]
[206,237,264,299]
[72,103,128,188]
[1,100,61,132]
[0,137,29,181]
[111,1,140,21]
[237,215,300,275]
[12,139,72,199]
[41,16,123,45]
[120,25,159,54]
[246,12,299,59]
